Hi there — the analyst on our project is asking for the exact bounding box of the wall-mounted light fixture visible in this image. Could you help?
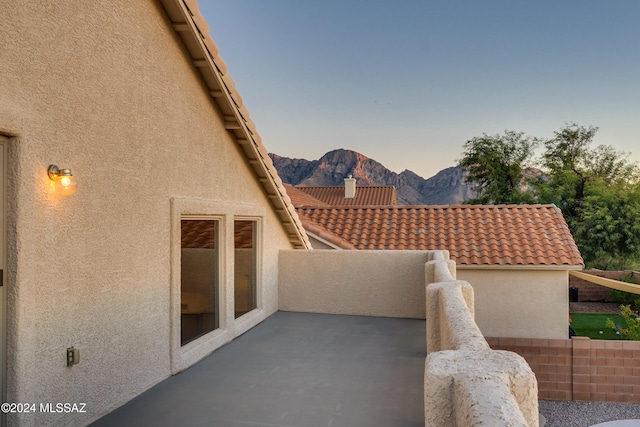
[48,165,77,196]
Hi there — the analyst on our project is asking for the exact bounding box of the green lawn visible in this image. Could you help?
[570,313,627,340]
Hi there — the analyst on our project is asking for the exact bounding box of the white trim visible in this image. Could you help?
[306,231,344,250]
[233,216,260,311]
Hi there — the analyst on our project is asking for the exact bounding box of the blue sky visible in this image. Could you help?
[199,1,640,178]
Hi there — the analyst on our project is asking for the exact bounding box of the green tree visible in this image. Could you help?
[458,130,539,204]
[533,123,639,267]
[535,123,639,228]
[573,180,640,269]
[458,123,640,269]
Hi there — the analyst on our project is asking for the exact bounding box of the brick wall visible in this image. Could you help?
[487,337,640,403]
[569,270,639,302]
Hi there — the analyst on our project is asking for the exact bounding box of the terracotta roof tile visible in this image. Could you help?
[294,186,396,206]
[296,212,356,250]
[296,204,584,266]
[284,185,329,207]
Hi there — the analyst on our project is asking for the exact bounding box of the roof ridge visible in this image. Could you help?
[295,185,396,188]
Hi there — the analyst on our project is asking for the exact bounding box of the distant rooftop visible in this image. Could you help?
[284,184,329,207]
[290,185,397,206]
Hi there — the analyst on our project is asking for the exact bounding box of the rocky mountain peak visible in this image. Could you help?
[269,149,475,205]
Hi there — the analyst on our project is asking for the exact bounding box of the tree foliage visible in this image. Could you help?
[535,123,639,228]
[573,180,640,269]
[457,123,640,268]
[458,130,538,204]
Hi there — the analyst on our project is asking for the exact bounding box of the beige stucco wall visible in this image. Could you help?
[279,250,429,318]
[457,267,569,339]
[0,1,293,425]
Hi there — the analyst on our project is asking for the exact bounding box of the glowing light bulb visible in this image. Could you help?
[48,165,78,196]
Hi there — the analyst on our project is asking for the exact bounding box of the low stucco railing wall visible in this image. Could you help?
[425,251,539,426]
[279,249,430,318]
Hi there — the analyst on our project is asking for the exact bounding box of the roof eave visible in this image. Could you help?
[305,232,346,250]
[457,264,584,271]
[158,0,310,249]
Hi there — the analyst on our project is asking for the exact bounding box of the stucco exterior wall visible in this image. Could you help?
[0,1,293,425]
[457,267,569,339]
[279,250,429,318]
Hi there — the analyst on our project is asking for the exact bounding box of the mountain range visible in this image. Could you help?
[269,149,475,205]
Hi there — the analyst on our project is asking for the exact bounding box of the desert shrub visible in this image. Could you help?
[608,289,639,307]
[607,305,640,340]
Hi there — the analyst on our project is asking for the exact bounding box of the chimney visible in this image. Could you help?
[344,175,356,198]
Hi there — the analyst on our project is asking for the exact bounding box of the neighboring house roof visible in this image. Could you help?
[296,204,584,267]
[159,0,309,249]
[296,211,357,250]
[293,185,397,206]
[283,185,329,207]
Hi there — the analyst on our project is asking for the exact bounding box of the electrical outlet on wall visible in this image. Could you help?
[67,347,80,366]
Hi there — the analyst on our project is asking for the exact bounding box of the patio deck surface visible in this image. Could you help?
[91,311,426,427]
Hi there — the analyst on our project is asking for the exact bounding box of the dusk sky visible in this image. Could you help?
[200,1,640,179]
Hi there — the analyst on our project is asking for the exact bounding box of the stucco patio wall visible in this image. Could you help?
[424,251,539,427]
[278,250,430,318]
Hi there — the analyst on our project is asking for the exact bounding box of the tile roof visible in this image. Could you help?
[293,185,397,206]
[158,0,309,249]
[296,204,584,266]
[283,185,329,207]
[296,211,356,250]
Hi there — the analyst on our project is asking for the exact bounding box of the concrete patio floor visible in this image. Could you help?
[91,311,426,427]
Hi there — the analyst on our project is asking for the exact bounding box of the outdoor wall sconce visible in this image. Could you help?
[48,165,77,196]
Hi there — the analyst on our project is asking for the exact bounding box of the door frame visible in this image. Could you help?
[0,135,7,418]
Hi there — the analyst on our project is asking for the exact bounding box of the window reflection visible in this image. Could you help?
[181,219,219,345]
[234,220,256,318]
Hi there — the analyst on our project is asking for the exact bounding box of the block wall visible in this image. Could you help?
[487,337,640,403]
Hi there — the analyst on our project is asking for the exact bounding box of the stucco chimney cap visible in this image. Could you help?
[344,175,356,198]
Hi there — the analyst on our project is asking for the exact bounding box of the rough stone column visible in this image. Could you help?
[426,280,483,354]
[425,349,539,427]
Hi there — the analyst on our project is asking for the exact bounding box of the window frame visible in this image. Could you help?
[170,198,265,373]
[233,217,261,319]
[180,216,222,346]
